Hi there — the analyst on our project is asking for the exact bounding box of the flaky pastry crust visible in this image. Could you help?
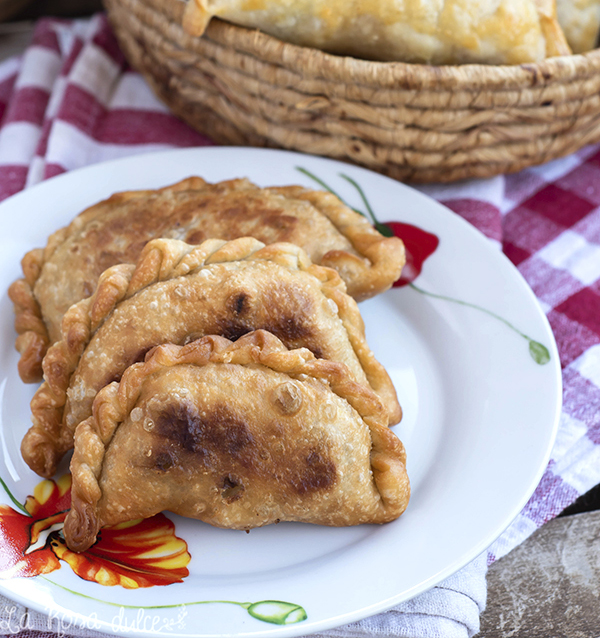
[9,177,404,383]
[23,237,401,478]
[268,186,405,301]
[64,330,410,552]
[183,0,571,64]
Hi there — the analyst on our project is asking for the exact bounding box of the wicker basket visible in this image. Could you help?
[104,0,600,183]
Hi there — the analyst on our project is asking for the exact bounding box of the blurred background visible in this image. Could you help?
[0,0,102,59]
[1,0,102,21]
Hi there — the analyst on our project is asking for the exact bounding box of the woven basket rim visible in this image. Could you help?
[110,0,600,183]
[200,13,600,90]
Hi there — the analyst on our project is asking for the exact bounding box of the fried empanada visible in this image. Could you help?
[183,0,571,64]
[556,0,600,52]
[63,331,410,553]
[9,177,404,383]
[23,238,401,478]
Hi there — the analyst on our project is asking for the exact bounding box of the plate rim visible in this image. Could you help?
[0,146,563,638]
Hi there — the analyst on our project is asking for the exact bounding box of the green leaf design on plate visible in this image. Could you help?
[246,600,308,625]
[373,221,394,237]
[409,283,551,365]
[529,340,551,365]
[41,578,307,625]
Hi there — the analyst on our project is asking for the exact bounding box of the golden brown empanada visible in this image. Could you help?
[23,237,401,478]
[64,330,410,553]
[9,177,404,383]
[556,0,600,52]
[183,0,571,65]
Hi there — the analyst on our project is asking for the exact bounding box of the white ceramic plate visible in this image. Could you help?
[0,148,561,638]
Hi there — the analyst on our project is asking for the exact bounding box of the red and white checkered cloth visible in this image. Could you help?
[1,12,599,638]
[0,14,211,196]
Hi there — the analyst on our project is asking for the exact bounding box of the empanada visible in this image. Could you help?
[9,177,404,383]
[23,238,401,478]
[64,331,410,553]
[183,0,571,65]
[556,0,600,52]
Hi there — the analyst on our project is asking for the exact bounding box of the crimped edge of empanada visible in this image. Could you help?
[268,186,405,302]
[9,177,213,384]
[23,236,400,478]
[10,177,404,384]
[8,248,49,384]
[64,330,410,552]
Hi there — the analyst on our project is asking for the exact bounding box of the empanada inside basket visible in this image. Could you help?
[183,0,571,64]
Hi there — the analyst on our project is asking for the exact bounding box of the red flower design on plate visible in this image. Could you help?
[0,475,190,588]
[295,167,440,288]
[296,167,550,365]
[386,222,440,288]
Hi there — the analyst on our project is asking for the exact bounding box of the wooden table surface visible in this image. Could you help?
[2,3,600,637]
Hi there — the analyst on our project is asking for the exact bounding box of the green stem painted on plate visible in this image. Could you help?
[296,167,349,205]
[296,165,551,366]
[338,173,394,237]
[409,283,551,365]
[295,167,396,237]
[0,476,30,516]
[40,577,307,625]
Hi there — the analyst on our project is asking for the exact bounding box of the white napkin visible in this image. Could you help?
[312,552,487,638]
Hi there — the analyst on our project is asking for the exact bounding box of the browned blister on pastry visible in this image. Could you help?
[9,177,404,383]
[22,237,401,478]
[63,331,410,553]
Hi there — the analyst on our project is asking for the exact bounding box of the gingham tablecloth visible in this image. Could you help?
[0,13,599,638]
